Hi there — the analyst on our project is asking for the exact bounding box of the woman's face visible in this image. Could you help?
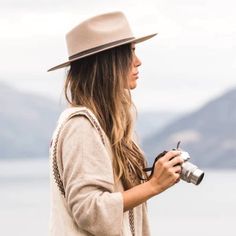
[128,43,142,90]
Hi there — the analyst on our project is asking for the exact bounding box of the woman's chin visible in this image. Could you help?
[129,82,137,90]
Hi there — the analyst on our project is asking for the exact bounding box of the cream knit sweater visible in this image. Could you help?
[49,107,150,236]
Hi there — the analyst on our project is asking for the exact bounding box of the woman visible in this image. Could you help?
[48,12,183,236]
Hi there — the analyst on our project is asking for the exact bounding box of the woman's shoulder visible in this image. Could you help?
[58,106,97,125]
[63,114,93,132]
[58,106,106,145]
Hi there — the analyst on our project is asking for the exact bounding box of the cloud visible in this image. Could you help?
[0,0,236,112]
[0,0,87,12]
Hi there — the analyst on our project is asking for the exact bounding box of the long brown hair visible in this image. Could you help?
[64,43,147,189]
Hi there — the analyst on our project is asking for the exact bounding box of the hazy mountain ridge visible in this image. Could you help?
[0,82,180,159]
[135,111,182,140]
[142,88,236,168]
[1,82,235,169]
[0,82,63,158]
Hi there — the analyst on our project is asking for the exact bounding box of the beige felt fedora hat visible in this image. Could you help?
[48,11,157,72]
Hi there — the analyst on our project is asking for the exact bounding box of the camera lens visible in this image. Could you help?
[190,169,204,185]
[181,162,204,185]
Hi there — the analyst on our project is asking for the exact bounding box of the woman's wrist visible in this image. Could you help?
[146,178,163,196]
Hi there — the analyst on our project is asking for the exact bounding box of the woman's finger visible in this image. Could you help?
[171,165,182,174]
[162,150,181,162]
[168,155,184,167]
[175,177,181,183]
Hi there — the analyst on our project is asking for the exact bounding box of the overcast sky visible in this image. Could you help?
[1,0,236,112]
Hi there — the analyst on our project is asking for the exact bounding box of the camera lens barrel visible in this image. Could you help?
[180,161,204,185]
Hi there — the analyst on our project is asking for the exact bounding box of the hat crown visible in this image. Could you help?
[66,12,134,57]
[48,11,157,72]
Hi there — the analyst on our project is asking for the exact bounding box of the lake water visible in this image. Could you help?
[0,159,235,236]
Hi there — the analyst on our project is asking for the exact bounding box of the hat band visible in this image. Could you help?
[68,37,134,60]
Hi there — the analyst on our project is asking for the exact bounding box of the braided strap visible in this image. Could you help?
[129,209,135,236]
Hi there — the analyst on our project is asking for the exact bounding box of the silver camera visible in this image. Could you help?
[144,141,204,185]
[178,151,204,185]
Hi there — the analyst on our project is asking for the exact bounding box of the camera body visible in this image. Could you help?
[144,142,204,185]
[178,151,204,185]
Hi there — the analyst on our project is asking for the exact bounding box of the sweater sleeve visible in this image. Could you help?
[59,116,123,236]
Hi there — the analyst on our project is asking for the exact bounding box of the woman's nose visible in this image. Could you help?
[134,54,142,67]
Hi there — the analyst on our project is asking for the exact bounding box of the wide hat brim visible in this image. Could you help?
[47,33,157,72]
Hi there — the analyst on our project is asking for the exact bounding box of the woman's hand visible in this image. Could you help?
[122,151,184,211]
[148,151,184,195]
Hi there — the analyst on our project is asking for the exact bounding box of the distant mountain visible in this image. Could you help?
[1,81,236,169]
[143,88,236,168]
[135,111,182,141]
[0,82,63,158]
[0,82,178,159]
